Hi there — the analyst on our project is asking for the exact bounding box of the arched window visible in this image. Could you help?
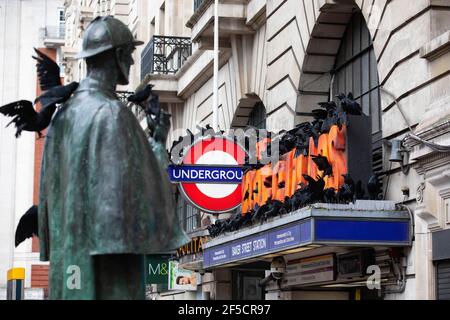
[231,98,267,130]
[331,11,382,174]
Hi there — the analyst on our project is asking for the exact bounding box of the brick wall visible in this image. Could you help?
[31,47,60,293]
[31,265,49,298]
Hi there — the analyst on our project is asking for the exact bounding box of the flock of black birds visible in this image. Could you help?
[208,172,382,237]
[243,92,363,169]
[208,93,383,238]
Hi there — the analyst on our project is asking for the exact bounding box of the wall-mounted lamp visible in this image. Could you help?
[385,139,410,174]
[389,139,405,162]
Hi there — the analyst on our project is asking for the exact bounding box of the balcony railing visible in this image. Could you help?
[43,25,65,40]
[141,36,192,79]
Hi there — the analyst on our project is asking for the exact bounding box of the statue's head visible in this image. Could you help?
[76,16,143,85]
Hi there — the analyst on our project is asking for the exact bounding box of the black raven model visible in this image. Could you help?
[311,154,333,177]
[0,49,78,138]
[128,84,161,123]
[127,84,154,104]
[336,92,363,115]
[367,174,382,200]
[15,205,38,247]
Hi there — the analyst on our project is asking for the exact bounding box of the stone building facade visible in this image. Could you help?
[0,0,65,299]
[62,0,450,300]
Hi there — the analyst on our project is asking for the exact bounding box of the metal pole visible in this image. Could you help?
[212,0,219,131]
[7,268,25,300]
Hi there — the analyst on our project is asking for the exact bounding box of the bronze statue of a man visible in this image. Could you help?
[38,16,188,299]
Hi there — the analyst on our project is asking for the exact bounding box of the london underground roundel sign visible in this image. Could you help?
[167,137,246,213]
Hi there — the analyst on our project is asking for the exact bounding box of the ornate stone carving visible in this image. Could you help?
[416,182,425,204]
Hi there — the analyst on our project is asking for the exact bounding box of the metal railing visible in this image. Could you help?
[194,0,206,12]
[43,25,65,40]
[140,36,192,79]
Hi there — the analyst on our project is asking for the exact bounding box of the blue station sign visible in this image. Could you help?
[167,165,243,184]
[203,203,412,269]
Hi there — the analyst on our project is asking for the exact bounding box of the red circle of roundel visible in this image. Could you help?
[180,137,246,213]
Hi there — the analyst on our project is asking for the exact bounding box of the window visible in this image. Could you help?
[58,8,65,38]
[445,199,450,225]
[331,11,382,175]
[176,191,201,233]
[58,8,65,23]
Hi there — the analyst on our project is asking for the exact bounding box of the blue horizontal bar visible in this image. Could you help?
[314,219,410,243]
[204,220,312,268]
[167,165,243,183]
[203,217,411,268]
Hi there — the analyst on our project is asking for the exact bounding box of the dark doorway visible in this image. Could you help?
[232,269,265,300]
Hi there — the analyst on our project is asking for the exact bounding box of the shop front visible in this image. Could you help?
[203,201,412,300]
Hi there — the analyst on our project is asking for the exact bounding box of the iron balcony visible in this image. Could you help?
[140,35,192,79]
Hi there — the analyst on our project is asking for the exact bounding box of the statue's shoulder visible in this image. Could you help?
[69,79,130,117]
[100,96,125,110]
[94,96,130,118]
[88,98,140,135]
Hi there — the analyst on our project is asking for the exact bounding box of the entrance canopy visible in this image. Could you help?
[203,201,411,269]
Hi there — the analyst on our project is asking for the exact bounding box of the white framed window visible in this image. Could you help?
[58,8,64,23]
[445,199,450,225]
[58,7,65,38]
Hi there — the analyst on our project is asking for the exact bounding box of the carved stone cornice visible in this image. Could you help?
[413,152,450,176]
[420,30,450,61]
[61,46,78,61]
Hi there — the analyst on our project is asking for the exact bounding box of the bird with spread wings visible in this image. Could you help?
[15,205,38,247]
[0,48,78,138]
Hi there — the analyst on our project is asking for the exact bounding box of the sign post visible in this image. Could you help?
[213,0,219,131]
[7,268,25,300]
